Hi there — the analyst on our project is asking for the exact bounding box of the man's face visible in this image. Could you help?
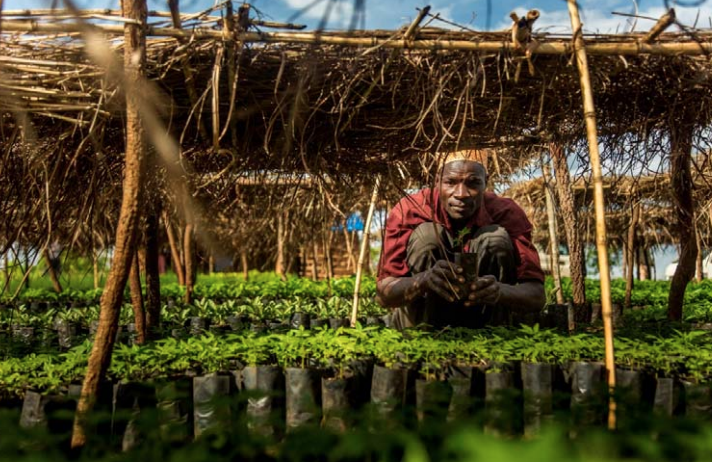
[438,161,486,222]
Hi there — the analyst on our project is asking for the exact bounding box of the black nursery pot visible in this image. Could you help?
[568,361,605,430]
[155,377,193,444]
[521,362,553,437]
[189,317,211,336]
[226,315,248,332]
[370,365,409,426]
[54,319,79,350]
[192,373,236,439]
[19,391,76,448]
[415,379,453,428]
[329,317,350,330]
[242,365,286,439]
[453,252,478,282]
[484,369,521,436]
[447,364,486,423]
[11,325,35,346]
[290,312,311,330]
[113,381,157,452]
[542,304,571,331]
[309,318,329,330]
[682,380,712,421]
[321,375,356,432]
[349,358,375,407]
[285,367,322,431]
[653,376,682,416]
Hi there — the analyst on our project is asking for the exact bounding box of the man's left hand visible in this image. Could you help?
[464,275,501,307]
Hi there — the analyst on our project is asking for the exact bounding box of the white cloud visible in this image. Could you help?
[498,4,712,34]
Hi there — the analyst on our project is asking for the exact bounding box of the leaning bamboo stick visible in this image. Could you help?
[566,0,616,431]
[351,176,380,327]
[2,20,712,56]
[643,9,676,44]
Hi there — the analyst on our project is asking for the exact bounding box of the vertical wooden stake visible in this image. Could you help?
[164,212,185,285]
[566,0,616,430]
[144,209,161,337]
[625,195,640,308]
[542,162,564,305]
[71,0,147,447]
[183,223,194,304]
[351,177,380,327]
[129,251,146,344]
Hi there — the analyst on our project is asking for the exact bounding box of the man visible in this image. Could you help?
[376,149,546,329]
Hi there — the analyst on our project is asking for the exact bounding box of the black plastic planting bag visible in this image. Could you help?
[568,361,605,429]
[485,370,521,436]
[192,373,235,438]
[654,377,681,416]
[541,304,570,331]
[285,367,322,431]
[370,365,408,425]
[189,317,211,336]
[415,379,452,427]
[113,381,157,451]
[521,362,553,436]
[12,325,35,346]
[155,378,193,443]
[321,376,355,432]
[54,319,78,350]
[290,313,311,330]
[242,365,285,438]
[309,318,328,330]
[20,391,51,429]
[226,315,247,331]
[447,365,486,423]
[329,318,349,329]
[682,380,712,420]
[20,391,77,448]
[349,358,374,407]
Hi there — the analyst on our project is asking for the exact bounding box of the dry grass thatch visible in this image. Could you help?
[2,4,712,260]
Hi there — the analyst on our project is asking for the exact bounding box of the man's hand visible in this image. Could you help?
[463,275,501,307]
[416,260,468,302]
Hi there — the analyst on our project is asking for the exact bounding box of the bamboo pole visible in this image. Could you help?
[542,162,564,305]
[566,0,616,430]
[351,177,380,327]
[3,20,712,56]
[643,9,675,44]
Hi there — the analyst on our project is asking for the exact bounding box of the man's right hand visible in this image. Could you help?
[415,260,468,302]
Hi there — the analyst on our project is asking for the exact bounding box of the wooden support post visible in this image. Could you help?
[241,248,249,280]
[276,211,286,280]
[643,9,675,44]
[43,247,63,293]
[164,212,185,285]
[144,209,161,337]
[695,225,703,282]
[351,177,380,327]
[183,223,194,304]
[343,220,356,271]
[566,0,616,430]
[71,0,147,447]
[129,251,146,344]
[624,195,640,309]
[542,162,564,305]
[668,118,696,321]
[550,142,586,307]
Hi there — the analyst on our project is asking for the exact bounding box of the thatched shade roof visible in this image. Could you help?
[2,6,712,256]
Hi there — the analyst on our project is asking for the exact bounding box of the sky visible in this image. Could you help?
[6,0,712,34]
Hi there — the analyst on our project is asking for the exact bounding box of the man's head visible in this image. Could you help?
[437,150,489,222]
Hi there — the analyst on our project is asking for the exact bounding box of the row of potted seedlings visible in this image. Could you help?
[4,326,712,448]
